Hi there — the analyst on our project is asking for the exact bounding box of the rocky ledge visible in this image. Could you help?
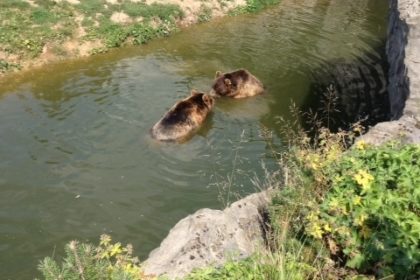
[143,191,271,279]
[360,0,420,144]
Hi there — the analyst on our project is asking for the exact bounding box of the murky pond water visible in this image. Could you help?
[0,0,388,278]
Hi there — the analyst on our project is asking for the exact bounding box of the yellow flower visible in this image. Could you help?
[110,243,123,257]
[310,162,319,170]
[354,213,368,226]
[355,140,368,150]
[323,223,332,233]
[124,264,142,276]
[309,223,324,239]
[100,251,109,259]
[352,196,362,206]
[336,226,350,236]
[307,211,319,222]
[307,155,320,171]
[353,170,374,192]
[326,145,342,162]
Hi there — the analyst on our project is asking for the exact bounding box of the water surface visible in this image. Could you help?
[0,0,388,278]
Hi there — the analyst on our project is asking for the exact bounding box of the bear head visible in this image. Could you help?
[209,71,237,97]
[190,89,215,110]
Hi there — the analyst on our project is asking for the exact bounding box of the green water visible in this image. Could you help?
[0,0,388,278]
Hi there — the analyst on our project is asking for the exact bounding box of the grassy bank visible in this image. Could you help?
[0,0,184,74]
[186,129,420,279]
[0,0,281,75]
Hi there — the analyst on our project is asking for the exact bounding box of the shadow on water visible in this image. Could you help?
[300,40,390,132]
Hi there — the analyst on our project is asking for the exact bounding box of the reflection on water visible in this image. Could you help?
[0,0,387,278]
[304,48,389,130]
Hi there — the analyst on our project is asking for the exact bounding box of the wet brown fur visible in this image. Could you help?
[210,69,264,98]
[151,90,215,142]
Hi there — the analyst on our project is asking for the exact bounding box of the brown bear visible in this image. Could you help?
[151,90,215,142]
[209,69,264,98]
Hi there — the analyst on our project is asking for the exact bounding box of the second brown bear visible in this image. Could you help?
[209,69,264,99]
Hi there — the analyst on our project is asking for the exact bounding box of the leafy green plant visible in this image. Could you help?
[230,0,280,15]
[197,5,213,23]
[31,8,56,24]
[99,21,130,48]
[130,23,157,45]
[78,0,108,15]
[306,142,420,278]
[121,2,184,21]
[0,59,21,73]
[185,252,317,280]
[0,0,30,9]
[245,0,280,13]
[38,235,152,280]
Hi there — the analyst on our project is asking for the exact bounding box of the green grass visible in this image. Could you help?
[230,0,281,15]
[197,5,213,23]
[0,1,76,59]
[0,0,281,74]
[121,2,184,20]
[0,59,21,73]
[0,0,184,73]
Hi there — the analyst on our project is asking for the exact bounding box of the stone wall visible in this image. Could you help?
[360,0,420,144]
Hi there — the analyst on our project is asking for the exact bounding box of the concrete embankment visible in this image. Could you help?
[360,0,420,144]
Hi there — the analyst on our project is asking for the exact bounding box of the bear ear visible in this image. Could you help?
[215,71,222,78]
[202,94,214,107]
[224,78,232,87]
[190,89,200,96]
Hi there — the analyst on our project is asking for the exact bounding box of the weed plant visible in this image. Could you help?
[230,0,281,15]
[305,142,420,278]
[38,234,152,280]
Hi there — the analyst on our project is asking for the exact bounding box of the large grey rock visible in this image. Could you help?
[143,191,271,279]
[358,115,420,145]
[361,0,420,144]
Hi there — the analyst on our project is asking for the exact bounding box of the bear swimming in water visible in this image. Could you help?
[209,69,264,98]
[151,90,215,142]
